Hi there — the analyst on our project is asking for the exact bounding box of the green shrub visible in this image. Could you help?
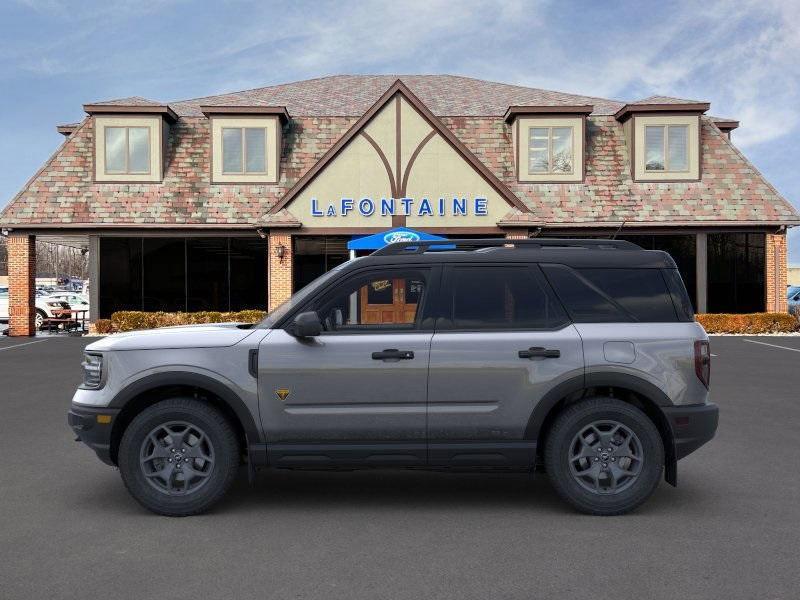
[110,310,267,332]
[696,313,799,334]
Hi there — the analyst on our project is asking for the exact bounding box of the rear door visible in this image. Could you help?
[258,265,437,467]
[427,264,583,467]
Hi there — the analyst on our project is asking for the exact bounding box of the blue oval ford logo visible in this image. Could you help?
[384,231,421,244]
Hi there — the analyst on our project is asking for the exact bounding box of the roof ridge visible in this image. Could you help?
[169,74,348,105]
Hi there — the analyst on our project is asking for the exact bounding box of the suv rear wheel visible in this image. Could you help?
[545,397,664,515]
[118,398,239,516]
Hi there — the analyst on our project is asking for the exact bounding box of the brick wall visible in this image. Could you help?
[268,231,293,311]
[765,233,788,313]
[7,234,36,336]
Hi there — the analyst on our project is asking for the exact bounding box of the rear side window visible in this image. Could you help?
[662,268,695,321]
[542,265,678,322]
[444,266,568,330]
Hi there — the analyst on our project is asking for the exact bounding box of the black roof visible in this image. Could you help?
[353,238,677,269]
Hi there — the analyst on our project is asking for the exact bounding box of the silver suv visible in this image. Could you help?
[68,239,718,516]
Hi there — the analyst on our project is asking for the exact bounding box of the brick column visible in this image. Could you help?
[765,233,788,313]
[8,234,36,336]
[268,231,293,311]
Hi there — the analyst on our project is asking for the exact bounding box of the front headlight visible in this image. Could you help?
[81,353,104,389]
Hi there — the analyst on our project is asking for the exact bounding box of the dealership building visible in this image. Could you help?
[1,74,797,335]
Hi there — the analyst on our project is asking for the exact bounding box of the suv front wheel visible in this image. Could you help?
[545,397,664,515]
[118,398,240,516]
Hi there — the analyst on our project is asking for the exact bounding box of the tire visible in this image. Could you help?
[35,309,46,330]
[544,397,664,516]
[118,398,240,516]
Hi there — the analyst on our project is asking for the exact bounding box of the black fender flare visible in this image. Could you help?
[524,371,678,485]
[109,371,262,444]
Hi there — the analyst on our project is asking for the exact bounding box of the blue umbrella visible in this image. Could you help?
[347,227,449,251]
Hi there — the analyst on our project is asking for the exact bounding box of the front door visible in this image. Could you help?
[426,264,584,467]
[258,266,438,467]
[360,278,421,324]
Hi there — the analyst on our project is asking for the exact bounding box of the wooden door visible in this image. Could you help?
[360,278,419,324]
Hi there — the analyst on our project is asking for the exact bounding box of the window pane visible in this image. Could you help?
[244,128,266,173]
[99,237,142,317]
[104,127,127,173]
[645,126,665,171]
[142,238,186,312]
[667,125,688,171]
[187,238,229,312]
[577,269,677,322]
[230,237,268,311]
[222,128,243,173]
[551,127,573,173]
[707,233,765,313]
[542,264,626,323]
[528,128,549,173]
[127,127,150,173]
[449,266,568,330]
[313,270,428,330]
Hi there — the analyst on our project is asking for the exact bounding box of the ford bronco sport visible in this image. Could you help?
[68,238,718,516]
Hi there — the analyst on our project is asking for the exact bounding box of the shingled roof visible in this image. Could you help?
[0,75,797,229]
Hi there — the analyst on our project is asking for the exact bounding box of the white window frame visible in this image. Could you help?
[632,114,699,182]
[94,115,163,183]
[644,124,689,173]
[527,126,575,176]
[104,126,152,175]
[210,116,279,184]
[221,127,268,175]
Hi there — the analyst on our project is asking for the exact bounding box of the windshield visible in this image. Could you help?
[259,259,359,328]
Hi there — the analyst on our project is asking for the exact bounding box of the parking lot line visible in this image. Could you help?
[742,338,800,353]
[0,339,49,352]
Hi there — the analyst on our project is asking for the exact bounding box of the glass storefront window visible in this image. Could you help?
[707,233,765,313]
[99,237,267,318]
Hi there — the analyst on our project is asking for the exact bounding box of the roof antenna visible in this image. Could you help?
[610,221,625,240]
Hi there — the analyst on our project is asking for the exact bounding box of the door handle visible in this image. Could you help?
[518,347,560,359]
[372,349,415,360]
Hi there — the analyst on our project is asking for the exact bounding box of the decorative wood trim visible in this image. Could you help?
[504,104,593,122]
[200,105,290,122]
[614,102,709,122]
[268,79,529,215]
[399,131,436,197]
[84,103,178,122]
[360,131,398,199]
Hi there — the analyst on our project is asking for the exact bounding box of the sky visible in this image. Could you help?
[1,0,798,260]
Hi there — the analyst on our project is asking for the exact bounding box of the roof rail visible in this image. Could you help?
[371,238,641,256]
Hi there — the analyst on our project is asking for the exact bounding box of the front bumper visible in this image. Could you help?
[663,402,719,460]
[68,404,121,466]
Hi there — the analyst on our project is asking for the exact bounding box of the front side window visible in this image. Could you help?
[104,126,150,174]
[310,269,430,332]
[222,127,267,174]
[444,266,568,330]
[528,126,573,174]
[645,125,688,172]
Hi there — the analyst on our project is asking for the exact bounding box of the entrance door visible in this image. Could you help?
[258,266,438,467]
[360,277,422,324]
[427,264,584,467]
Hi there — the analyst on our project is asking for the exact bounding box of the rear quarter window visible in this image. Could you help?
[541,265,678,323]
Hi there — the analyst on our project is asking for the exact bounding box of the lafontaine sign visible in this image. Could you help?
[310,196,489,218]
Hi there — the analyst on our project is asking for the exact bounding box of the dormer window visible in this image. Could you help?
[222,127,268,174]
[644,124,688,172]
[201,106,289,184]
[505,105,590,184]
[105,126,151,174]
[528,126,574,174]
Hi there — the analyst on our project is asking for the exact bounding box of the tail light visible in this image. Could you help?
[694,340,711,389]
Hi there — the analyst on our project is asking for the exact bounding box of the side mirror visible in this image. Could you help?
[290,311,322,338]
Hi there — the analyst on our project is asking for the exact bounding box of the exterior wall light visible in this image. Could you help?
[275,243,286,263]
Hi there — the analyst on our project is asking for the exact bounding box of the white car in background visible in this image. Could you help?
[0,288,73,329]
[47,292,90,312]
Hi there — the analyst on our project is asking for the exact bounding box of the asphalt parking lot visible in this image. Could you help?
[1,335,798,599]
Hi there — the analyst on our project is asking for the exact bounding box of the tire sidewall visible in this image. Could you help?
[546,399,664,515]
[118,400,238,516]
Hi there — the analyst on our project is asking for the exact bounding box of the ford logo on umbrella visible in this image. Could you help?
[384,231,421,244]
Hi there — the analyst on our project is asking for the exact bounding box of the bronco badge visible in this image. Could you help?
[275,388,290,401]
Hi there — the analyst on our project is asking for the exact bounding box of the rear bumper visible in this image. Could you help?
[663,402,719,460]
[68,404,120,466]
